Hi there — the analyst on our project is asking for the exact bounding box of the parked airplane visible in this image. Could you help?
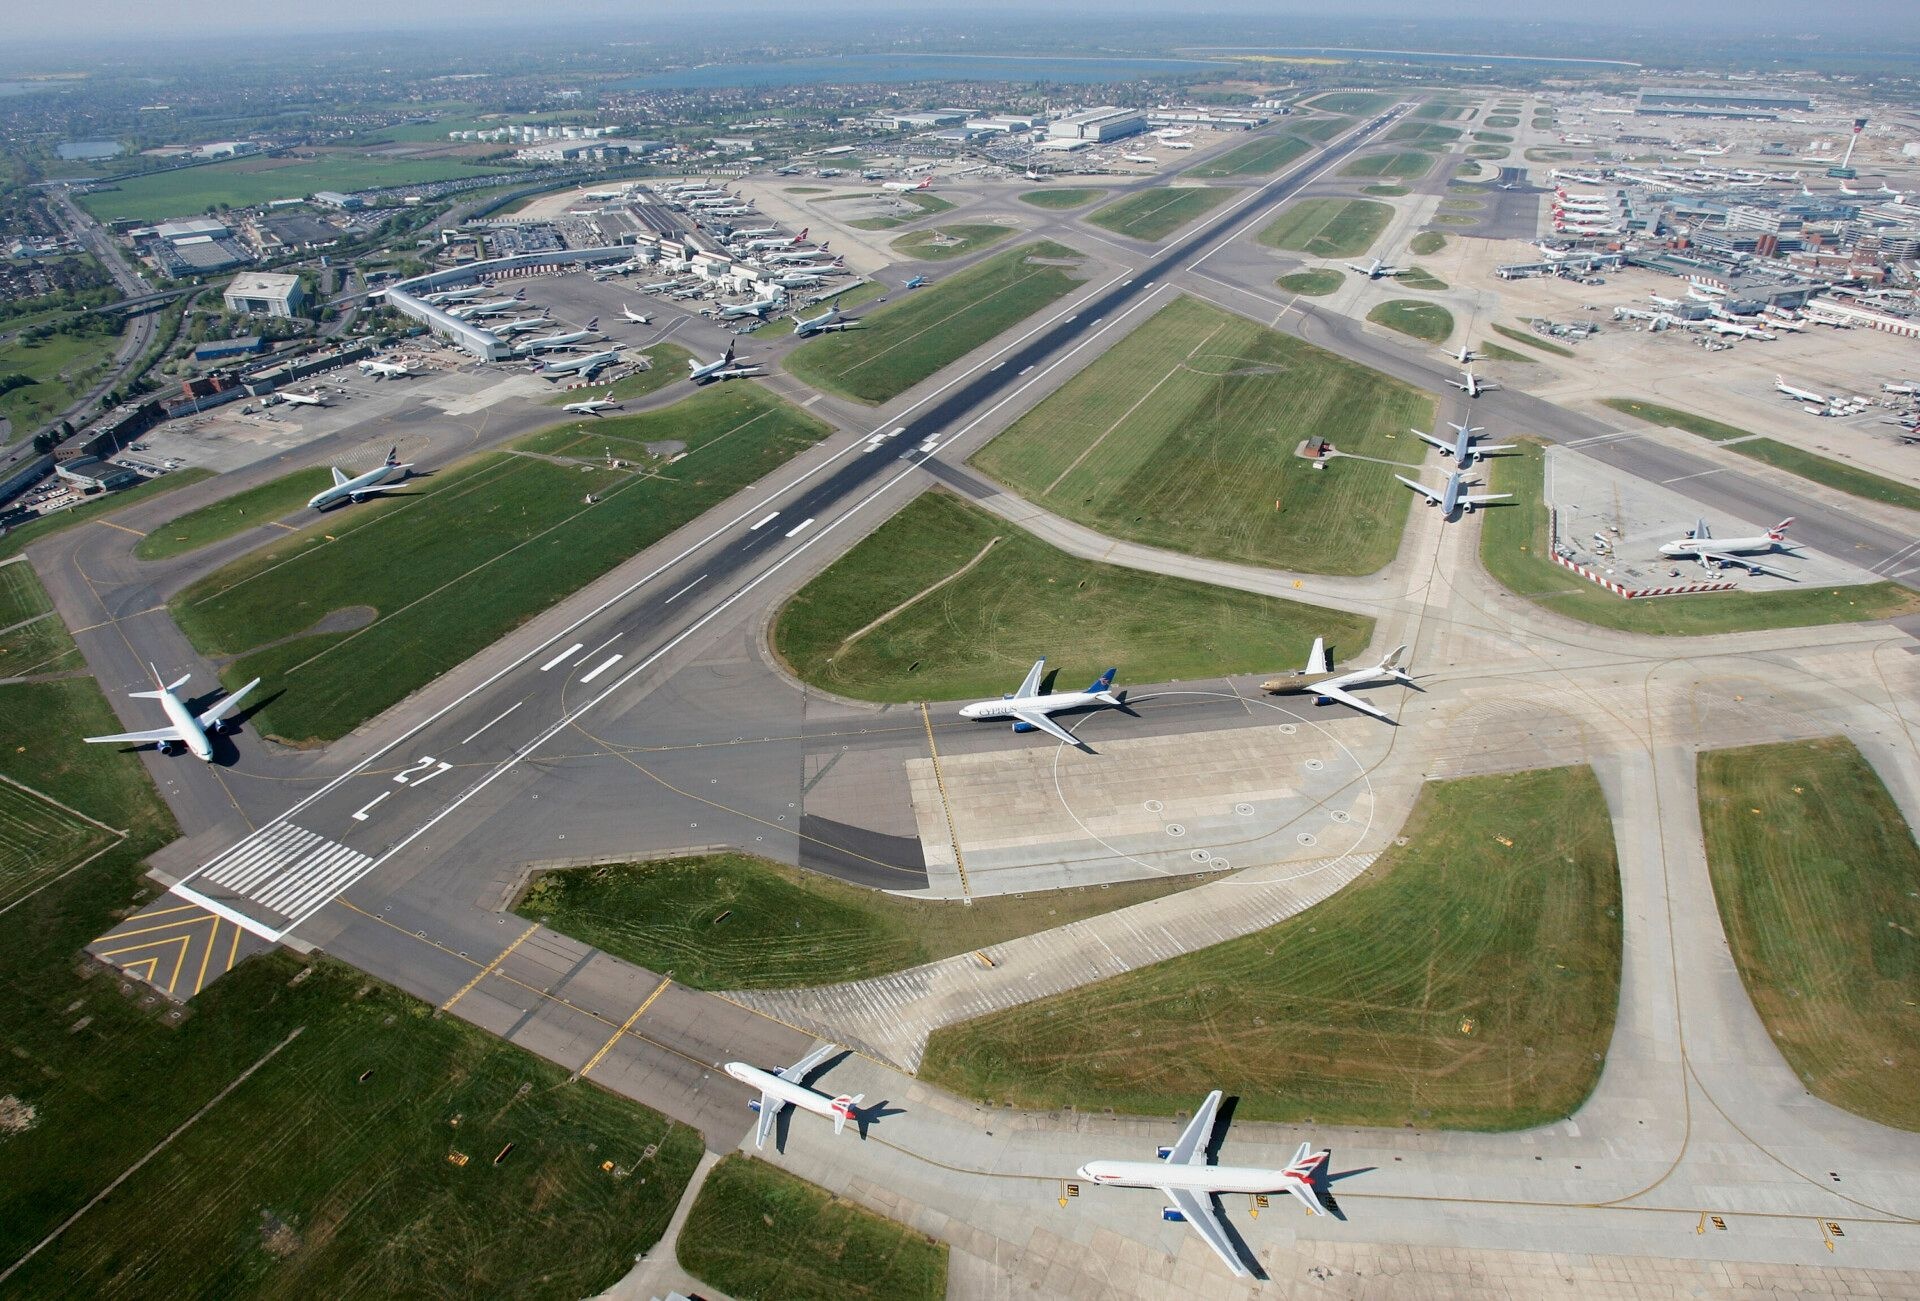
[1123,153,1158,165]
[1447,370,1496,398]
[1706,319,1774,340]
[449,294,528,319]
[359,359,417,380]
[1078,1090,1334,1280]
[1414,419,1515,466]
[519,320,602,353]
[1648,293,1684,310]
[726,1044,862,1151]
[276,390,326,407]
[776,272,826,289]
[1441,343,1482,365]
[1164,140,1194,150]
[1396,469,1511,519]
[1346,257,1404,280]
[882,175,933,193]
[488,315,554,336]
[307,447,411,510]
[767,246,835,264]
[422,285,485,305]
[720,294,785,320]
[1775,374,1830,404]
[1259,638,1412,723]
[1658,516,1799,577]
[957,660,1121,748]
[535,347,622,380]
[1686,283,1726,301]
[84,664,261,762]
[561,390,622,416]
[687,346,761,383]
[620,305,653,325]
[904,275,927,290]
[792,306,852,337]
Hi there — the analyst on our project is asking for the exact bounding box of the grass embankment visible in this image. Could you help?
[1468,145,1511,160]
[1290,116,1352,142]
[1368,299,1454,343]
[0,643,701,1295]
[847,191,954,230]
[921,766,1623,1130]
[542,343,691,405]
[0,561,81,678]
[1396,267,1448,291]
[773,490,1371,703]
[1386,121,1463,148]
[0,328,125,436]
[1440,198,1483,211]
[1018,187,1106,209]
[1698,738,1920,1131]
[0,468,212,563]
[890,223,1015,261]
[1307,92,1392,115]
[1361,184,1409,197]
[136,467,334,561]
[1492,323,1573,357]
[1086,187,1235,241]
[78,153,511,223]
[678,1156,947,1301]
[1414,101,1469,121]
[971,294,1427,575]
[1479,441,1920,634]
[1481,342,1535,363]
[1410,231,1447,256]
[1474,132,1514,144]
[1601,399,1920,514]
[173,386,833,743]
[1341,151,1433,180]
[1186,134,1309,178]
[786,241,1084,405]
[517,853,1208,989]
[1486,115,1521,129]
[1277,268,1343,296]
[1258,197,1392,259]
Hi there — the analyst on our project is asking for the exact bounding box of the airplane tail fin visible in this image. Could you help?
[586,317,598,331]
[132,664,190,699]
[384,447,400,467]
[1379,645,1413,682]
[796,227,808,243]
[831,1094,863,1135]
[1085,668,1118,697]
[1769,517,1795,539]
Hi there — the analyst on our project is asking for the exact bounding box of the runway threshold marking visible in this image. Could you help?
[540,643,583,672]
[919,703,971,899]
[440,920,540,1012]
[578,975,673,1079]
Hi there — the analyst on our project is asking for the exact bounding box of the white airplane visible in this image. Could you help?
[277,390,326,407]
[687,346,761,383]
[1397,469,1511,519]
[1413,419,1515,466]
[1441,343,1482,365]
[358,359,416,380]
[561,390,621,416]
[776,272,826,289]
[1164,140,1194,150]
[1259,637,1412,723]
[1448,370,1496,398]
[882,175,933,193]
[1686,142,1730,158]
[519,319,601,353]
[1648,293,1684,310]
[1658,516,1798,578]
[620,305,652,325]
[720,294,785,320]
[449,295,528,320]
[1707,319,1773,340]
[308,446,411,510]
[1882,382,1917,396]
[957,660,1121,749]
[792,306,851,337]
[1123,153,1158,165]
[726,1044,862,1151]
[1775,374,1830,404]
[1346,257,1404,280]
[1078,1090,1335,1280]
[1686,284,1725,301]
[84,663,261,762]
[535,347,622,380]
[422,285,485,305]
[1837,180,1862,197]
[767,246,836,265]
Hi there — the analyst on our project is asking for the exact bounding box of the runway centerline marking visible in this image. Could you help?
[580,653,623,683]
[664,575,706,604]
[460,701,523,745]
[540,643,583,672]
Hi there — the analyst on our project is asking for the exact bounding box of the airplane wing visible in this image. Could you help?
[1010,709,1080,747]
[1473,442,1518,455]
[1165,1090,1222,1165]
[1311,682,1392,723]
[1411,428,1451,453]
[1396,475,1443,504]
[1464,492,1513,507]
[754,1090,780,1149]
[1159,1186,1251,1279]
[83,725,187,747]
[330,467,350,487]
[196,677,260,729]
[777,1042,836,1081]
[1698,550,1797,579]
[1016,658,1045,700]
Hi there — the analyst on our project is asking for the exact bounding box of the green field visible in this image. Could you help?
[1340,151,1433,180]
[79,154,513,223]
[678,1156,947,1301]
[1086,186,1235,241]
[1186,134,1310,178]
[846,191,955,230]
[1409,230,1447,256]
[135,467,334,561]
[1277,268,1343,296]
[543,343,690,405]
[922,766,1623,1130]
[1485,115,1521,129]
[1491,323,1573,357]
[785,241,1085,405]
[1473,132,1514,144]
[1698,738,1920,1131]
[1432,214,1478,226]
[1440,197,1483,211]
[0,468,212,563]
[890,223,1015,261]
[773,490,1371,703]
[1478,442,1920,634]
[1017,187,1106,209]
[971,295,1428,576]
[1290,115,1352,142]
[1413,101,1469,121]
[1368,299,1453,342]
[517,852,1208,989]
[172,386,832,743]
[1468,145,1511,160]
[1600,399,1920,514]
[1307,92,1393,115]
[1386,121,1463,148]
[1361,184,1409,197]
[1258,197,1392,259]
[1396,266,1448,291]
[0,328,124,437]
[0,561,79,678]
[1481,341,1535,364]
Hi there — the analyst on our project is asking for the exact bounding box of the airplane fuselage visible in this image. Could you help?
[724,1062,853,1125]
[1077,1161,1301,1197]
[308,461,407,511]
[960,689,1103,728]
[155,687,215,761]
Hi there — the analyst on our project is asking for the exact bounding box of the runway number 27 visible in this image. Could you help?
[395,756,453,787]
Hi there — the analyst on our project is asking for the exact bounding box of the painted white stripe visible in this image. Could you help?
[749,511,779,530]
[256,845,360,912]
[460,701,523,745]
[540,643,583,672]
[582,634,622,659]
[205,823,303,885]
[1018,365,1033,375]
[221,828,320,894]
[665,575,706,604]
[351,791,392,822]
[275,851,372,917]
[580,653,622,683]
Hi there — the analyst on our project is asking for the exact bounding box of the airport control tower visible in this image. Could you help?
[1828,116,1867,178]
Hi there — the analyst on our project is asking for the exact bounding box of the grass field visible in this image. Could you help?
[135,468,334,561]
[1481,341,1535,363]
[1340,151,1433,180]
[1258,198,1392,259]
[1386,121,1463,148]
[1479,441,1920,634]
[678,1156,946,1301]
[970,295,1428,576]
[1277,268,1343,296]
[1432,214,1478,226]
[1440,198,1483,211]
[1600,399,1920,514]
[1290,116,1352,142]
[0,468,212,563]
[846,191,954,231]
[1409,231,1447,256]
[543,343,690,405]
[785,241,1084,405]
[516,852,1208,989]
[0,561,81,678]
[1395,266,1448,291]
[1697,738,1920,1132]
[1087,187,1235,241]
[1361,184,1409,197]
[1307,92,1393,115]
[0,328,124,436]
[1468,145,1512,161]
[1485,115,1521,129]
[773,490,1371,703]
[1413,101,1469,121]
[1474,132,1514,144]
[1491,323,1573,357]
[1368,300,1454,343]
[172,386,832,743]
[79,154,512,223]
[1186,134,1310,178]
[1018,187,1106,209]
[921,766,1623,1130]
[890,223,1015,261]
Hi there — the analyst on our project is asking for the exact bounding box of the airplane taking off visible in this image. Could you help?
[1448,370,1496,398]
[792,306,852,337]
[561,390,621,416]
[1413,419,1515,466]
[1078,1090,1335,1279]
[1658,516,1799,578]
[308,447,411,510]
[1441,343,1482,365]
[726,1044,862,1151]
[687,346,761,383]
[1346,257,1404,280]
[882,175,933,193]
[1397,469,1511,519]
[620,305,653,324]
[1260,638,1412,723]
[276,390,326,407]
[359,359,416,380]
[84,664,261,762]
[958,659,1122,749]
[1775,374,1830,404]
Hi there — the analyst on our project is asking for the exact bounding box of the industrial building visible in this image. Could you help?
[223,271,306,318]
[1048,107,1148,143]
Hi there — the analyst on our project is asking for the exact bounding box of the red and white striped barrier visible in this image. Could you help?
[1551,550,1736,599]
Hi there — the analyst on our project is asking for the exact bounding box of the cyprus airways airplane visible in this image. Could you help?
[85,664,260,761]
[958,659,1122,748]
[1078,1090,1335,1279]
[726,1044,862,1150]
[308,447,411,510]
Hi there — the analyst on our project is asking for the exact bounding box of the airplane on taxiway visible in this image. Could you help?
[1260,637,1412,723]
[958,659,1122,748]
[1347,257,1404,280]
[726,1044,862,1150]
[793,306,853,337]
[1448,369,1496,398]
[687,346,762,383]
[1413,420,1515,467]
[1441,343,1482,366]
[84,664,260,762]
[1396,469,1511,520]
[620,305,652,324]
[308,447,411,510]
[561,390,621,416]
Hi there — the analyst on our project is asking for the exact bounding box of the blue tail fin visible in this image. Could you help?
[1085,668,1117,694]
